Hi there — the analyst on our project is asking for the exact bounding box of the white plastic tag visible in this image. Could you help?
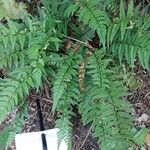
[15,128,67,150]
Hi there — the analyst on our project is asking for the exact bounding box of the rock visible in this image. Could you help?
[137,113,149,123]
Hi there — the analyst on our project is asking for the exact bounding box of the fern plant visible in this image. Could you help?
[0,0,149,150]
[0,0,27,20]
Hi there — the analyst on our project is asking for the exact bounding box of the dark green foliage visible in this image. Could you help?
[0,0,149,149]
[52,51,80,112]
[107,0,150,69]
[80,50,133,149]
[65,0,109,47]
[0,102,28,150]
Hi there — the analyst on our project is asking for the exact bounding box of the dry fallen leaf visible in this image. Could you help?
[144,131,150,147]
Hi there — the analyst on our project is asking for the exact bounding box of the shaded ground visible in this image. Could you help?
[131,64,150,128]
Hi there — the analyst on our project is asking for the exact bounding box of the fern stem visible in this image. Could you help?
[61,34,93,48]
[79,125,92,149]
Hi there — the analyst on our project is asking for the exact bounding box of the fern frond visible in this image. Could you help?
[111,29,150,68]
[0,102,28,150]
[65,0,108,47]
[53,52,80,149]
[0,48,25,69]
[107,0,134,42]
[0,21,26,49]
[106,80,133,149]
[26,31,48,61]
[106,0,150,69]
[64,3,79,18]
[0,67,33,124]
[56,114,73,150]
[0,21,27,68]
[52,51,80,112]
[87,50,112,88]
[31,59,46,89]
[78,0,108,47]
[80,50,133,149]
[56,77,79,150]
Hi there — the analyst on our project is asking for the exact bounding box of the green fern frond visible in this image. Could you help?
[78,0,108,47]
[106,80,133,149]
[87,50,112,88]
[0,68,33,124]
[31,59,46,89]
[52,51,80,149]
[106,0,150,69]
[111,29,150,68]
[64,3,79,18]
[0,102,28,150]
[0,21,27,68]
[107,0,134,42]
[0,48,25,69]
[0,21,26,49]
[56,77,79,150]
[80,49,133,149]
[56,114,73,150]
[65,0,108,47]
[52,51,80,112]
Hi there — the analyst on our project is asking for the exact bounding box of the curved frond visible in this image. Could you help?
[111,30,150,68]
[0,67,33,124]
[65,0,108,47]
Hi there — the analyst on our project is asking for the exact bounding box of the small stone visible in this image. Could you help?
[137,113,149,123]
[141,146,147,150]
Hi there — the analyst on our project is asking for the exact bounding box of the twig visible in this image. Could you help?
[79,126,92,150]
[44,83,51,99]
[42,97,53,103]
[62,34,93,49]
[146,0,150,4]
[29,97,37,108]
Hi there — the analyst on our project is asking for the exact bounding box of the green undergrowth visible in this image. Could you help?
[0,0,149,149]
